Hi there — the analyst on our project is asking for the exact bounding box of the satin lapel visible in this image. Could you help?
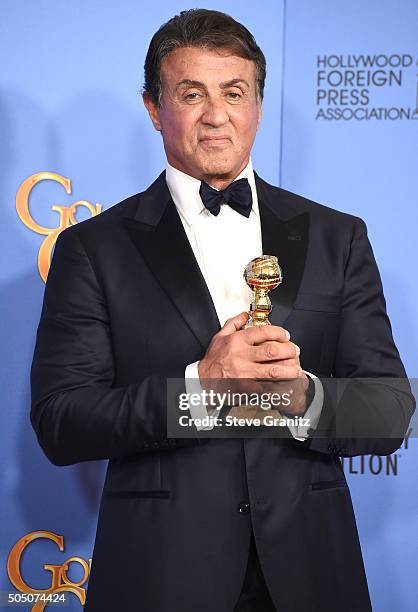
[123,172,220,350]
[256,177,309,327]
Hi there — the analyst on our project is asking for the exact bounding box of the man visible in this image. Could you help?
[30,9,414,612]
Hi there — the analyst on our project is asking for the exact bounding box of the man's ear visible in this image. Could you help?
[143,92,162,132]
[256,101,262,130]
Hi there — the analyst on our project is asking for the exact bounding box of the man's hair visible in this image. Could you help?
[143,8,266,106]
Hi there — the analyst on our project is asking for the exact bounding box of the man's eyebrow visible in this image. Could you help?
[219,78,250,89]
[174,78,250,91]
[175,79,206,91]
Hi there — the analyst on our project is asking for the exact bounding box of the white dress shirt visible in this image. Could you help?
[165,159,323,439]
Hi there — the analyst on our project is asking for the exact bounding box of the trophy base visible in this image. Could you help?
[227,405,282,418]
[244,317,271,329]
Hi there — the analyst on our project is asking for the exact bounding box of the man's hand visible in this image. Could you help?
[198,312,309,415]
[199,311,302,380]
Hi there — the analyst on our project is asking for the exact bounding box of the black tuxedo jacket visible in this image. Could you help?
[31,172,414,612]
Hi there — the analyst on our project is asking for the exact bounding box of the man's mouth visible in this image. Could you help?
[199,136,231,146]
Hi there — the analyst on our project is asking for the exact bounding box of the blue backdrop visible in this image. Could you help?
[1,1,417,610]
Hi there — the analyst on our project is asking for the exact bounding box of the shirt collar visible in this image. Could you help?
[165,158,259,225]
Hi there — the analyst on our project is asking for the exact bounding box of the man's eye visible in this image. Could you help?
[227,91,242,100]
[184,92,201,101]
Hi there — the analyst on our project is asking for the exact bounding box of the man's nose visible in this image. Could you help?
[201,96,229,126]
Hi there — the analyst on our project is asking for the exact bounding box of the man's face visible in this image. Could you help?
[144,46,262,187]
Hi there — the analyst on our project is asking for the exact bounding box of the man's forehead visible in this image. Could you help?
[160,46,256,84]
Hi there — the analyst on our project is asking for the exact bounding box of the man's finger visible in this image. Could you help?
[255,363,303,380]
[252,341,300,362]
[243,325,291,345]
[217,311,249,336]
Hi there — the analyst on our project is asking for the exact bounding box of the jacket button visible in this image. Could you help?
[238,501,250,515]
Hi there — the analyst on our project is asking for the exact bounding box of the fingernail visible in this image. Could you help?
[295,345,300,356]
[285,329,290,340]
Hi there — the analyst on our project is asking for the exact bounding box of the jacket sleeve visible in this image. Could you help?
[30,226,200,466]
[305,217,415,457]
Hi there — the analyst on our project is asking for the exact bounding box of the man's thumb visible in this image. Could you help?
[218,311,249,336]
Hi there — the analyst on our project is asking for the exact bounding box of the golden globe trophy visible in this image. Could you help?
[244,255,282,328]
[225,255,284,421]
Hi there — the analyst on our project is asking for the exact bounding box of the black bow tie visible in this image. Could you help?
[199,177,252,218]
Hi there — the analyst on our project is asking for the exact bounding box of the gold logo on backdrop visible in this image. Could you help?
[16,173,102,282]
[7,531,90,610]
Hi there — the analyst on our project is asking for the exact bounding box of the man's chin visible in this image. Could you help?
[198,159,245,182]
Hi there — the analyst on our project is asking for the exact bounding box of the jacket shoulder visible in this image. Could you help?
[60,171,167,243]
[256,174,365,229]
[62,192,141,241]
